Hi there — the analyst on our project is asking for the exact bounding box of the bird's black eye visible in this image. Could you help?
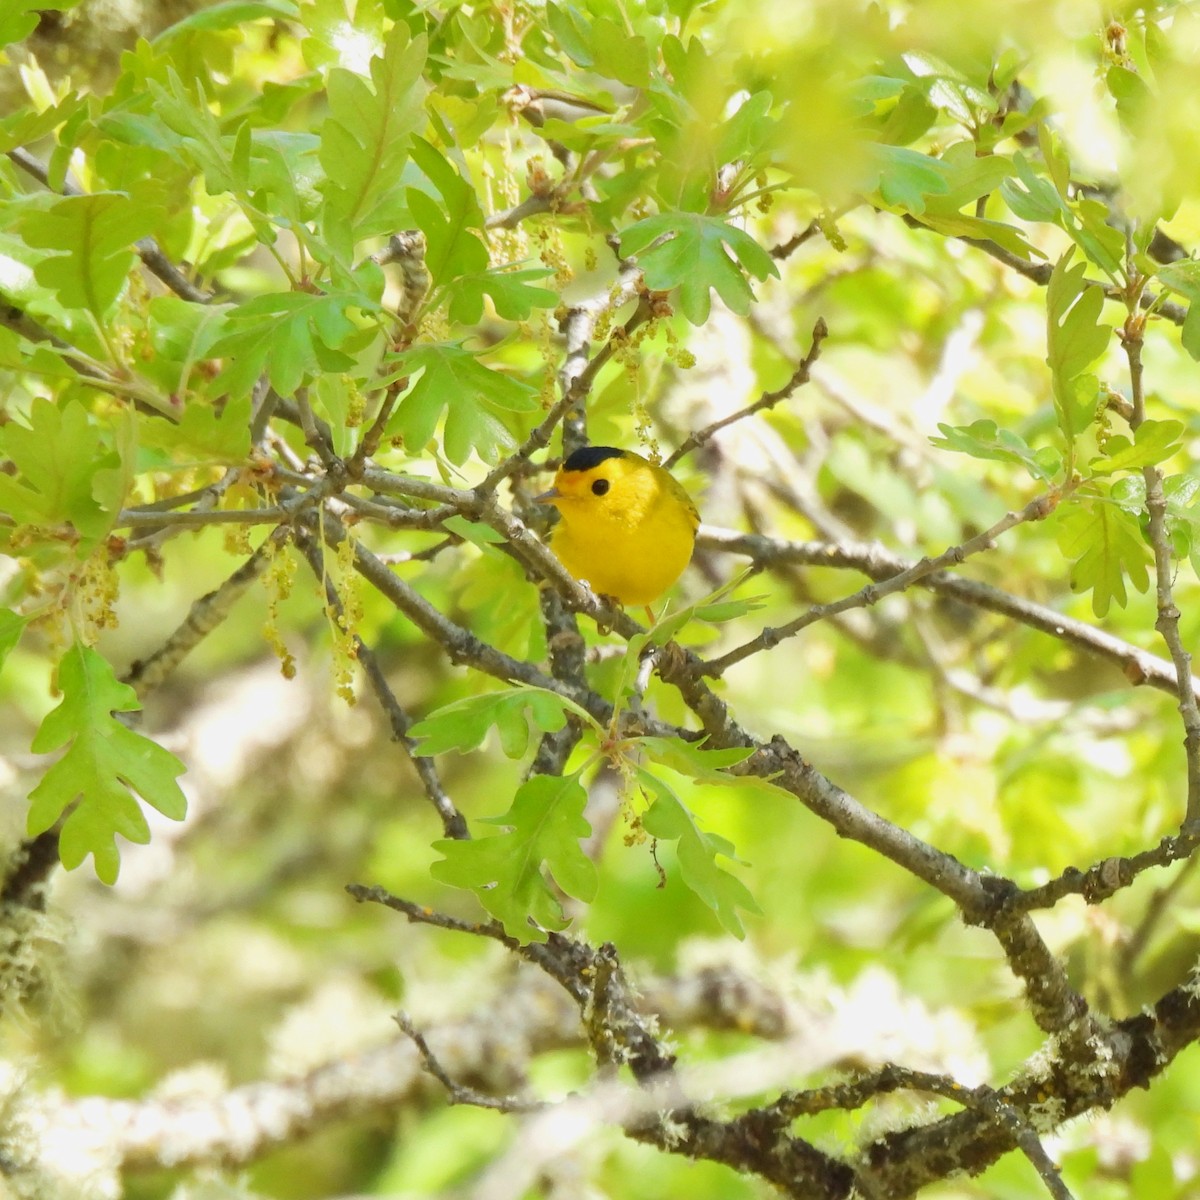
[591,478,610,496]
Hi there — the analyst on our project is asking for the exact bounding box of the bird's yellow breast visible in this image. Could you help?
[540,448,699,607]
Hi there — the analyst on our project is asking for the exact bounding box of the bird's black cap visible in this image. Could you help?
[561,445,626,472]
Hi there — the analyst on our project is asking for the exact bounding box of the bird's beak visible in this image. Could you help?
[533,487,561,504]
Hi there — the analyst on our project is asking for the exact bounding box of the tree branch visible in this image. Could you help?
[701,526,1200,704]
[1120,295,1200,826]
[665,317,829,469]
[477,258,650,495]
[703,492,1061,678]
[292,528,467,840]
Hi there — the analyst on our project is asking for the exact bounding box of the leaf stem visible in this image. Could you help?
[1122,262,1200,827]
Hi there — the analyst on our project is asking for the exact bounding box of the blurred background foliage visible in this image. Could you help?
[4,0,1200,1197]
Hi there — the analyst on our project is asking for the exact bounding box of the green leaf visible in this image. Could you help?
[0,399,120,547]
[849,74,912,114]
[931,419,1061,483]
[387,344,539,465]
[861,79,938,147]
[1046,253,1109,448]
[407,137,489,289]
[246,130,324,228]
[902,52,997,126]
[0,91,87,156]
[637,736,756,784]
[431,11,516,91]
[318,24,428,257]
[619,213,778,325]
[1106,64,1153,133]
[0,0,83,48]
[546,3,594,67]
[408,687,597,757]
[91,409,138,517]
[163,395,253,462]
[917,212,1040,261]
[1160,475,1200,578]
[432,92,502,150]
[1155,259,1200,301]
[660,32,710,99]
[591,16,650,87]
[442,514,509,547]
[717,91,776,165]
[991,97,1051,148]
[1154,261,1200,362]
[154,0,299,39]
[0,609,29,672]
[637,767,760,938]
[1002,152,1124,279]
[1174,307,1200,360]
[448,266,558,326]
[1163,474,1200,511]
[867,144,951,215]
[693,594,769,625]
[1055,498,1149,618]
[431,773,597,943]
[143,294,233,399]
[23,194,157,320]
[0,325,78,386]
[527,113,634,160]
[146,71,247,198]
[1108,474,1145,515]
[635,568,763,648]
[28,644,187,884]
[1090,419,1183,476]
[1039,124,1071,200]
[1001,152,1062,223]
[209,291,370,398]
[1070,196,1126,281]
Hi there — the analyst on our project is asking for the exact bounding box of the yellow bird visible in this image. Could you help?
[535,445,700,612]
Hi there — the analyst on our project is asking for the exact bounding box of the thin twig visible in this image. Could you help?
[485,192,557,230]
[654,642,1089,1036]
[769,219,823,259]
[772,1066,1074,1200]
[0,299,180,419]
[346,883,515,941]
[123,530,289,698]
[123,469,244,551]
[1121,291,1200,826]
[665,317,828,469]
[702,491,1062,678]
[354,887,1090,1200]
[478,261,649,495]
[292,527,467,840]
[374,537,459,565]
[1120,853,1200,972]
[328,491,461,532]
[118,506,293,529]
[249,381,280,446]
[700,526,1199,704]
[290,458,643,637]
[294,388,340,468]
[352,467,470,507]
[395,1011,538,1111]
[303,508,615,722]
[1004,828,1200,912]
[528,591,587,779]
[930,220,1187,326]
[522,246,636,777]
